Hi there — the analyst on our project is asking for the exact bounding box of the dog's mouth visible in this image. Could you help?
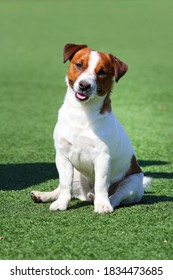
[75,92,89,102]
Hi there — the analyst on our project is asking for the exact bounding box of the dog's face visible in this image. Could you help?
[64,43,128,103]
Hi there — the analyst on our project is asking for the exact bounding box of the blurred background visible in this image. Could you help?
[0,0,172,164]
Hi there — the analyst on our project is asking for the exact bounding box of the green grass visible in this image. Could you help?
[0,0,173,260]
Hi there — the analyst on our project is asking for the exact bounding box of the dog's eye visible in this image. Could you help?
[75,63,83,70]
[97,68,107,76]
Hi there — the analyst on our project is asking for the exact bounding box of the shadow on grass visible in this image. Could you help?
[68,193,173,211]
[144,172,173,179]
[140,160,173,179]
[0,163,58,191]
[139,160,169,167]
[0,160,172,191]
[140,194,173,204]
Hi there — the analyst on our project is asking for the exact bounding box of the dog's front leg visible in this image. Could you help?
[94,154,114,214]
[49,152,73,211]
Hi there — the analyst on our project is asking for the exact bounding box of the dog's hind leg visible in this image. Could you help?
[109,173,145,209]
[31,187,60,203]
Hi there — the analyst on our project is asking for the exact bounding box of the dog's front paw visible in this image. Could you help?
[49,196,70,211]
[94,198,114,214]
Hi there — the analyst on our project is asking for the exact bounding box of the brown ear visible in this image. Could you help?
[109,54,128,82]
[63,43,88,63]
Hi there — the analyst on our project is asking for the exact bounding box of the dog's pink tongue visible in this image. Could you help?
[76,92,87,100]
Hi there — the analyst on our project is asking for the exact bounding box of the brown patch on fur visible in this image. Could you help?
[94,52,114,114]
[108,155,142,196]
[125,155,142,177]
[95,52,114,96]
[100,94,112,114]
[64,43,88,63]
[95,52,127,113]
[109,54,128,82]
[67,48,91,90]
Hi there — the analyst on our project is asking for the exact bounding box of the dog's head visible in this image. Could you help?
[64,43,128,106]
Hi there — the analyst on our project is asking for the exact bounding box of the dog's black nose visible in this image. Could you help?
[79,81,91,92]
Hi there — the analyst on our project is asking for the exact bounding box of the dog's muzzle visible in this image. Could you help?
[75,80,92,102]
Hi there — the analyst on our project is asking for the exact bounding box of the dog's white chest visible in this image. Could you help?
[54,118,101,179]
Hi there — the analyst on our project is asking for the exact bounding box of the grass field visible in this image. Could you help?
[0,0,173,260]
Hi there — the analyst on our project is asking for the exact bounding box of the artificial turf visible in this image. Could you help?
[0,0,173,260]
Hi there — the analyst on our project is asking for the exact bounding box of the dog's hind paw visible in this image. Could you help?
[87,192,95,202]
[31,191,42,203]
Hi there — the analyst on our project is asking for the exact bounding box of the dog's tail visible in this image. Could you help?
[143,176,152,189]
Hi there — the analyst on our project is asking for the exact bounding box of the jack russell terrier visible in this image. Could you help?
[31,43,151,213]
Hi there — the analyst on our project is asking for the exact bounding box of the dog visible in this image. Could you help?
[31,43,151,213]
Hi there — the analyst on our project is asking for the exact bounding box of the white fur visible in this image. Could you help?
[31,51,151,213]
